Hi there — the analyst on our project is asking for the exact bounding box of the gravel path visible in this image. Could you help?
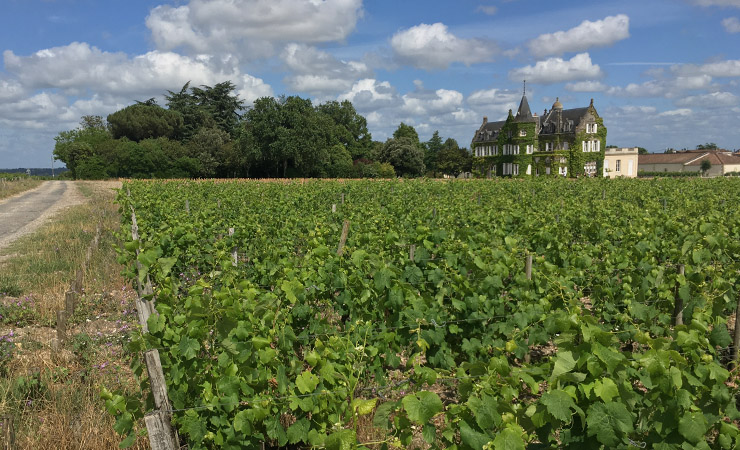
[0,180,85,253]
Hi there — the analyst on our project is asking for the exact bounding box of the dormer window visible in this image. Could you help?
[586,123,598,134]
[519,130,527,137]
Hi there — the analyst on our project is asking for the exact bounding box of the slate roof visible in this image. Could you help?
[540,106,590,135]
[471,120,506,144]
[515,95,537,123]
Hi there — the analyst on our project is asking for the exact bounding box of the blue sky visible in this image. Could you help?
[1,0,739,168]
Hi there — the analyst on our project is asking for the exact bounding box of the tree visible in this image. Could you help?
[53,123,112,179]
[165,82,214,142]
[424,131,443,176]
[166,81,245,141]
[436,138,472,177]
[325,144,354,178]
[316,100,373,160]
[638,147,648,154]
[80,115,107,131]
[107,103,183,142]
[377,137,425,177]
[393,123,420,143]
[697,142,718,150]
[700,159,712,175]
[186,127,231,178]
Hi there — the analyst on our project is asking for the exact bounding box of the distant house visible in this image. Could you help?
[471,92,607,178]
[638,149,740,176]
[604,147,639,178]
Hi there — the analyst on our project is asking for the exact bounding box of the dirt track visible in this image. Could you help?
[0,180,84,252]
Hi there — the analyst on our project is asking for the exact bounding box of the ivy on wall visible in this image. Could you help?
[471,107,607,178]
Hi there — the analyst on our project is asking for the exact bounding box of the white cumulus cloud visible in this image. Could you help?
[281,44,372,95]
[146,0,363,57]
[528,15,630,58]
[565,81,609,92]
[467,88,521,107]
[3,42,272,102]
[338,79,400,111]
[402,88,464,116]
[675,91,739,107]
[673,59,740,77]
[658,108,692,117]
[723,17,740,32]
[476,5,498,15]
[390,23,496,70]
[509,53,603,84]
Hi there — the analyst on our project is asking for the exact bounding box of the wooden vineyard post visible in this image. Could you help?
[672,264,685,326]
[229,228,237,267]
[74,269,83,294]
[337,220,350,256]
[341,193,345,205]
[185,199,190,214]
[332,204,337,213]
[65,291,75,317]
[409,245,416,262]
[130,208,179,450]
[524,254,533,364]
[1,415,16,450]
[733,286,740,366]
[56,310,67,342]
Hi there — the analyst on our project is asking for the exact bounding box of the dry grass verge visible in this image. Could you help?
[0,179,42,202]
[0,181,149,449]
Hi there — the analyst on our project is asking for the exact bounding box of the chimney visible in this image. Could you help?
[483,116,488,124]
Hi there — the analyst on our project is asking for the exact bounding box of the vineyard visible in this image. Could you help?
[109,178,740,449]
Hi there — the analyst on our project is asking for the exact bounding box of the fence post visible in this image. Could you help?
[65,291,75,317]
[56,310,67,343]
[733,287,740,366]
[229,228,237,267]
[74,269,83,294]
[672,264,685,326]
[337,220,350,256]
[1,416,15,450]
[130,208,179,450]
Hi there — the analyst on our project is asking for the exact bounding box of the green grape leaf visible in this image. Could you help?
[326,429,356,450]
[679,412,708,444]
[541,389,576,422]
[402,391,443,424]
[179,336,200,360]
[551,351,577,380]
[286,418,310,444]
[586,402,633,446]
[296,370,320,394]
[493,427,525,450]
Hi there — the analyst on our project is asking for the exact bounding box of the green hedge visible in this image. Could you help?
[637,171,702,178]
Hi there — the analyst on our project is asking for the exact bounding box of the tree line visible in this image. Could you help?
[53,81,471,179]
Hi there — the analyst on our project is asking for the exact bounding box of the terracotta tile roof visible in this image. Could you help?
[638,153,697,164]
[639,152,740,166]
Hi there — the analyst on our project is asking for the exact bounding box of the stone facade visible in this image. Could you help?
[604,147,639,178]
[471,94,607,178]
